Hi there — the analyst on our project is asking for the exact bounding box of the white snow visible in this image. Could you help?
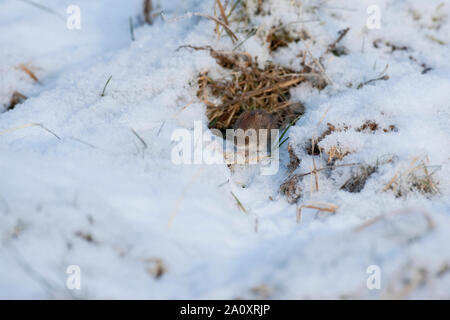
[0,0,449,299]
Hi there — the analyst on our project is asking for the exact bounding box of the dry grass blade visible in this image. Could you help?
[353,209,435,233]
[193,13,239,43]
[305,48,333,86]
[216,0,229,26]
[231,191,247,214]
[294,162,360,179]
[0,122,60,140]
[17,0,65,20]
[130,128,148,157]
[297,202,338,223]
[312,157,319,192]
[100,75,113,97]
[18,64,39,82]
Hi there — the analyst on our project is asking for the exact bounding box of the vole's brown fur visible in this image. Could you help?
[234,109,278,132]
[233,109,278,148]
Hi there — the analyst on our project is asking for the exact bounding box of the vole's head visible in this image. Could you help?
[233,109,278,149]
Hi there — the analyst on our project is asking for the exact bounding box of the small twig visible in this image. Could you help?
[100,75,113,97]
[357,64,389,89]
[357,75,389,89]
[326,27,350,54]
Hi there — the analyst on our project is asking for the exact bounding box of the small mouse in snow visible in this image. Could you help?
[229,109,278,187]
[233,109,278,150]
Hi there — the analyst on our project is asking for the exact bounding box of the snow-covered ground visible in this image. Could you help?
[0,0,449,299]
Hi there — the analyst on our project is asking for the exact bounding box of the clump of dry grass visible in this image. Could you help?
[339,155,397,193]
[306,121,397,162]
[383,157,439,197]
[325,145,351,163]
[182,46,310,131]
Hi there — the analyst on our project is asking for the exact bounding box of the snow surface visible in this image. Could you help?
[0,0,449,299]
